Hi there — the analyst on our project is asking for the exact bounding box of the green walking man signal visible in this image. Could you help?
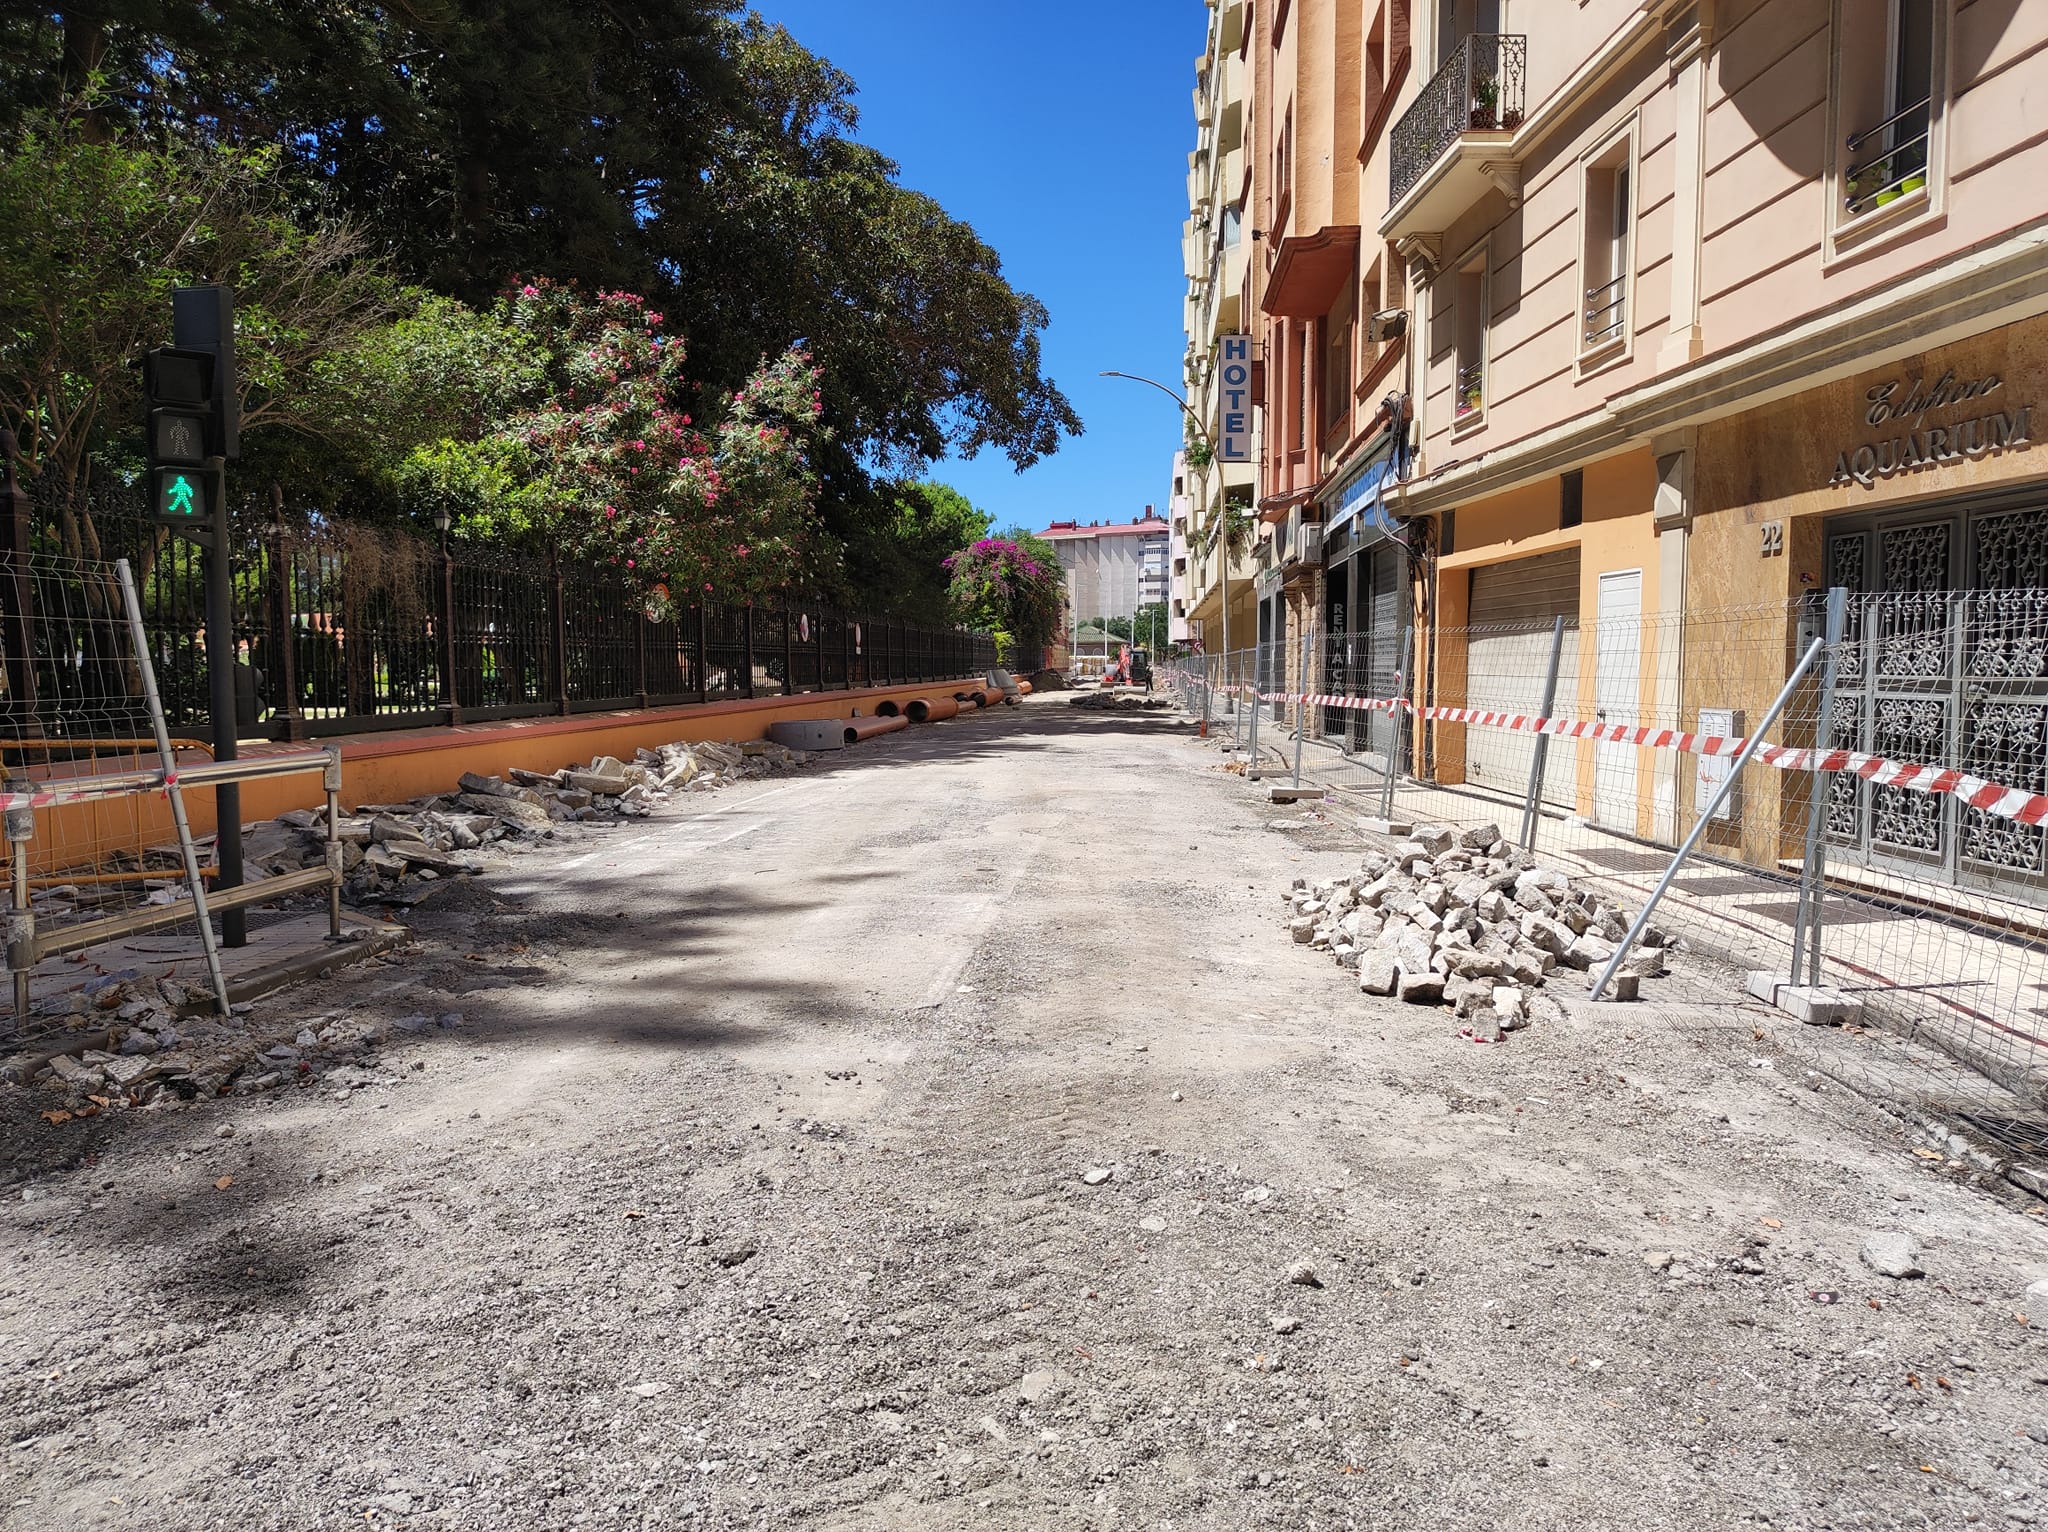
[155,468,206,520]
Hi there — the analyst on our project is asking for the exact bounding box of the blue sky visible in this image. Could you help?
[749,0,1203,537]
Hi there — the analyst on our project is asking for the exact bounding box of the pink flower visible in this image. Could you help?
[520,284,539,298]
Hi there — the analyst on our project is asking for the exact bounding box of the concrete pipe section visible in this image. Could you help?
[844,714,909,746]
[905,697,960,724]
[768,719,849,751]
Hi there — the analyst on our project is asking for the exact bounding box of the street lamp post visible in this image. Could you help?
[1100,369,1234,717]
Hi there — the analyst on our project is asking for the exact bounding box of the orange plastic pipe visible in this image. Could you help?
[906,697,959,723]
[874,699,902,717]
[843,714,910,746]
[1017,681,1034,696]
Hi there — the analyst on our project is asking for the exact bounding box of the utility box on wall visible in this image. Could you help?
[1694,708,1742,822]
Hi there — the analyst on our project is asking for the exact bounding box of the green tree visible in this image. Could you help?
[3,7,1082,505]
[0,121,396,554]
[839,481,991,622]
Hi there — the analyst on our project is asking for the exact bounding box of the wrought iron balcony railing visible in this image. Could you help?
[1389,33,1527,206]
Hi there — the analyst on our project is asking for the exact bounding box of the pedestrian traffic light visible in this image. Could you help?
[143,346,218,526]
[153,467,208,522]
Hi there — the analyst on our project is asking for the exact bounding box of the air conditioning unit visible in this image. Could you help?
[1290,519,1323,565]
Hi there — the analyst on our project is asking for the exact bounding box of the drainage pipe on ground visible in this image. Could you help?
[874,700,902,717]
[1018,681,1034,696]
[844,714,910,746]
[906,697,960,724]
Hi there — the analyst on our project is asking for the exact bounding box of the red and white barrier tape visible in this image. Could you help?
[1255,689,2048,828]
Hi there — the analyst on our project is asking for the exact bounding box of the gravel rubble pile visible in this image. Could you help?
[1283,819,1675,1039]
[1,735,811,1116]
[211,737,814,913]
[1068,692,1170,712]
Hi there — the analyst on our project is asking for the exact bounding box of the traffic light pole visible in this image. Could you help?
[203,469,245,947]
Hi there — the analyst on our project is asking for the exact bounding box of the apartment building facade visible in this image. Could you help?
[1178,0,1262,661]
[1361,0,2048,903]
[1235,0,1420,766]
[1196,0,2047,902]
[1040,512,1172,633]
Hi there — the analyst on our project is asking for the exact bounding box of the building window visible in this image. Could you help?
[1579,129,1633,359]
[1831,0,1946,253]
[1294,322,1311,454]
[1359,259,1384,378]
[1322,281,1354,440]
[1275,107,1294,232]
[1560,469,1583,529]
[1451,247,1487,427]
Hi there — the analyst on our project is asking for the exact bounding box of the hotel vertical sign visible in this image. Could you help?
[1218,335,1253,463]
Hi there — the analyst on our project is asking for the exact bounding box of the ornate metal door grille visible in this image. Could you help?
[1824,505,2048,903]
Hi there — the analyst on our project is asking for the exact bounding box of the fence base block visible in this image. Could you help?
[1360,817,1415,837]
[1268,786,1320,803]
[1747,971,1864,1027]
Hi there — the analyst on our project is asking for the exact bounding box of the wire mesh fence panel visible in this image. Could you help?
[0,553,223,1041]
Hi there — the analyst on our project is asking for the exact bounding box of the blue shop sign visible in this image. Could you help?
[1326,450,1396,536]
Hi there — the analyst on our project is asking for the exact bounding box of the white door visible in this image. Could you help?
[1465,550,1582,809]
[1594,570,1642,832]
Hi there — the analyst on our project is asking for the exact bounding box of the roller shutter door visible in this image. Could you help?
[1464,549,1581,808]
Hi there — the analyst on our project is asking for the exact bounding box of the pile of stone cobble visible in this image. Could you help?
[9,986,459,1116]
[1283,820,1672,1041]
[226,737,813,908]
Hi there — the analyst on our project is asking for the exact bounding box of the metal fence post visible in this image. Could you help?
[7,805,33,1020]
[1590,635,1828,1001]
[634,603,649,710]
[437,519,462,725]
[0,432,37,725]
[1292,623,1314,790]
[742,606,757,699]
[694,604,709,703]
[264,484,307,742]
[1236,647,1253,766]
[1382,623,1413,822]
[1519,614,1566,851]
[547,546,569,715]
[117,558,230,1015]
[1789,586,1850,987]
[323,744,344,940]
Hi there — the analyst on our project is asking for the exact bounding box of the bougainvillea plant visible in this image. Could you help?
[425,277,832,603]
[944,536,1064,668]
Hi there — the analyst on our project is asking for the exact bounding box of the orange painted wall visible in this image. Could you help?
[13,681,997,878]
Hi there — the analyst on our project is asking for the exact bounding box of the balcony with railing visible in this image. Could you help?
[1380,33,1526,242]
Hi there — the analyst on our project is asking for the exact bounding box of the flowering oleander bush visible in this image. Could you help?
[403,278,831,601]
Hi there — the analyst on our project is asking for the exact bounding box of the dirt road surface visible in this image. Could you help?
[6,696,2048,1530]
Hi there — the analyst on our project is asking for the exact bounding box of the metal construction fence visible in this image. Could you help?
[0,554,347,1037]
[13,465,997,743]
[1168,589,2048,1146]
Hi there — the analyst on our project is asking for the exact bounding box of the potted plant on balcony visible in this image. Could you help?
[1470,77,1499,130]
[1458,379,1483,416]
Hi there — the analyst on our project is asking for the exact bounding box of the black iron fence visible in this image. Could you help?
[6,465,994,741]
